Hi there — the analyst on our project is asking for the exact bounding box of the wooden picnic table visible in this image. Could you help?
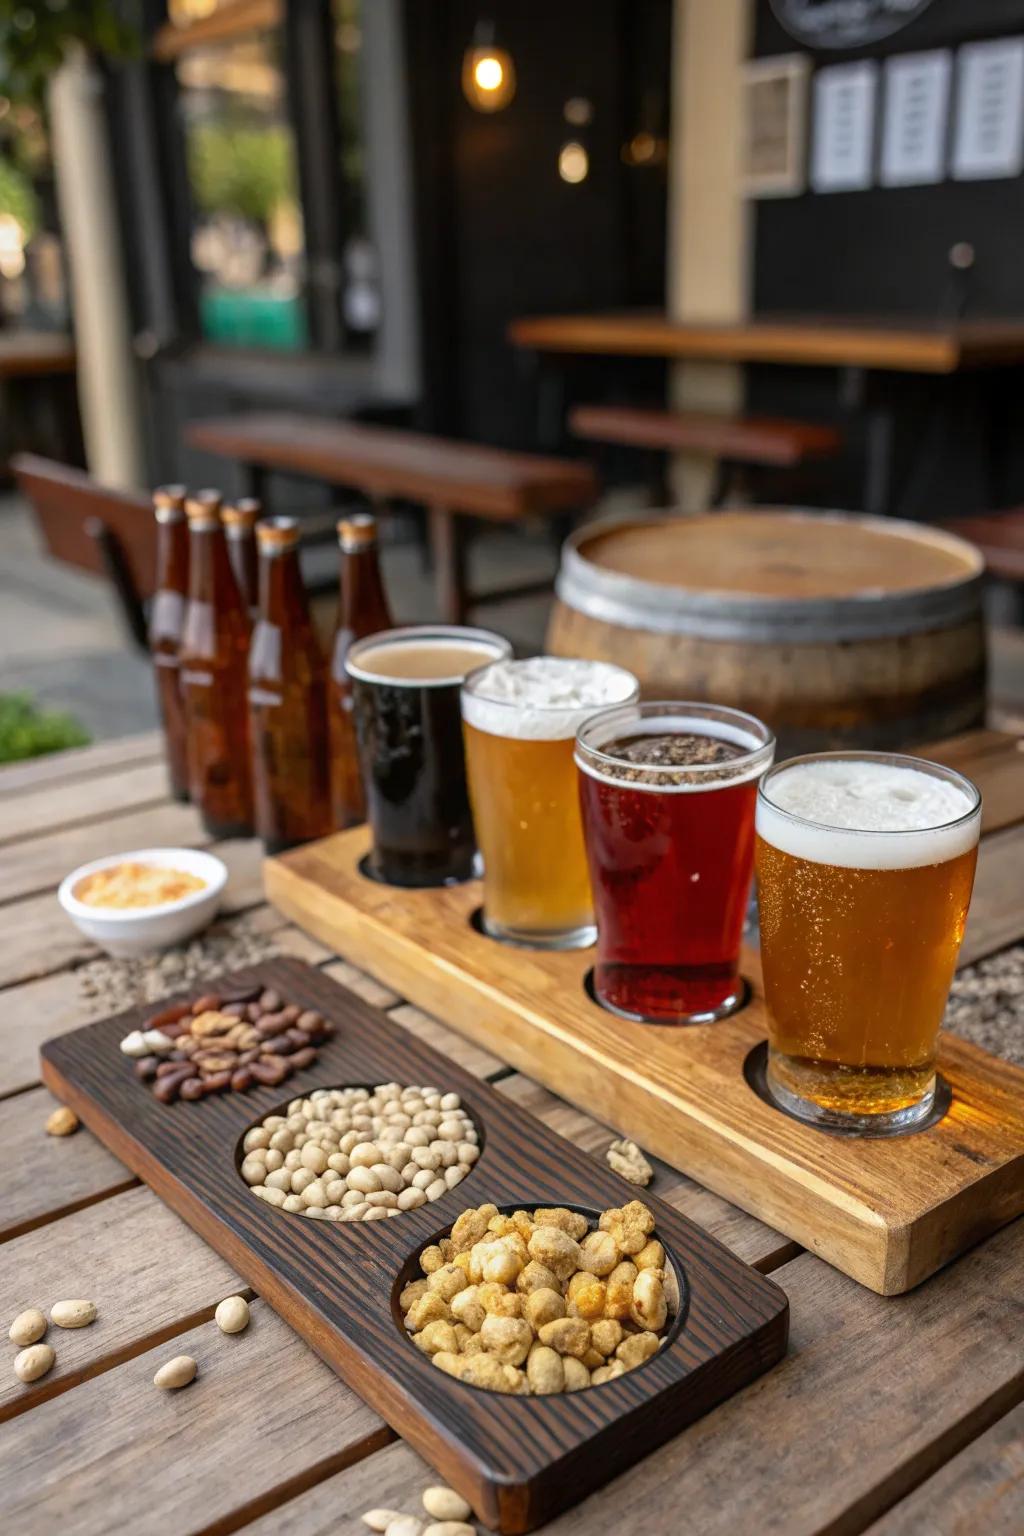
[2,728,1023,1533]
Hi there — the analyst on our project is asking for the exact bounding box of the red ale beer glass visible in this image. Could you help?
[576,702,774,1023]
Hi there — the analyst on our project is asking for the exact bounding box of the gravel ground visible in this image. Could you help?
[945,944,1024,1066]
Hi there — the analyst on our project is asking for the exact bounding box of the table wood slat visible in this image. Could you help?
[0,733,164,797]
[262,1219,1024,1536]
[1,1301,389,1536]
[925,730,1024,834]
[0,801,207,906]
[0,1185,244,1418]
[2,1089,135,1241]
[961,823,1024,967]
[0,761,175,847]
[383,1000,508,1079]
[496,1074,799,1271]
[868,1402,1024,1534]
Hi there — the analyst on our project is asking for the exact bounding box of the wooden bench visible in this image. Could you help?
[942,511,1024,583]
[569,403,843,505]
[186,412,598,623]
[13,453,155,649]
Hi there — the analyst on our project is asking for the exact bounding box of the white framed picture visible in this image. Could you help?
[742,54,810,198]
[880,49,952,188]
[952,37,1024,181]
[811,61,879,193]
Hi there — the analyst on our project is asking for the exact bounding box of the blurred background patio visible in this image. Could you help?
[3,0,1024,749]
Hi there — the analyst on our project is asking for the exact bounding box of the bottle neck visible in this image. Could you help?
[189,521,247,618]
[259,544,310,628]
[340,542,390,633]
[155,517,188,595]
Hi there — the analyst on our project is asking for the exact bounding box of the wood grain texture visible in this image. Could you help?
[0,761,174,847]
[0,800,207,905]
[40,958,788,1535]
[508,311,1024,373]
[869,1402,1024,1535]
[1,1299,389,1536]
[2,1088,135,1240]
[384,1001,507,1080]
[569,405,843,465]
[186,415,597,521]
[961,824,1024,967]
[266,827,1024,1295]
[0,1185,243,1418]
[284,1218,1024,1536]
[925,729,1024,835]
[0,731,163,797]
[13,453,157,599]
[496,1075,798,1273]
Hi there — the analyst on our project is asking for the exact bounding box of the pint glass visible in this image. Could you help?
[462,657,639,948]
[347,625,511,887]
[576,702,775,1023]
[756,752,981,1132]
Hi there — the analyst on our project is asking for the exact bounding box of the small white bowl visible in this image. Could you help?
[58,848,228,958]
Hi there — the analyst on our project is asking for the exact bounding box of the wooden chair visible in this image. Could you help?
[12,453,155,650]
[568,404,843,506]
[186,413,598,623]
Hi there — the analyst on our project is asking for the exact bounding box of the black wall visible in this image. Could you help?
[750,0,1024,518]
[405,0,672,446]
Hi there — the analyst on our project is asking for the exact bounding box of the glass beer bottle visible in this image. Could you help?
[221,497,261,614]
[329,512,393,828]
[249,517,332,853]
[180,490,254,837]
[148,484,190,802]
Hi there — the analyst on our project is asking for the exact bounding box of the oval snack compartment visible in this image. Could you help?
[39,956,788,1536]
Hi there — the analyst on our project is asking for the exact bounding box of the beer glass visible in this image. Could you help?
[576,701,775,1023]
[347,625,511,887]
[462,657,639,949]
[756,751,981,1133]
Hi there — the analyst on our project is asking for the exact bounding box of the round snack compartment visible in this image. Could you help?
[234,1081,485,1225]
[391,1200,688,1396]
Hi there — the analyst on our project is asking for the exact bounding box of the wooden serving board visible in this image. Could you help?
[266,831,1024,1297]
[40,958,788,1536]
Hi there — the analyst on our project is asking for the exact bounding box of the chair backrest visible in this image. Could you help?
[12,453,157,601]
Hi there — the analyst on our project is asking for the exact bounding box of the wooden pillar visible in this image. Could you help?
[667,0,753,508]
[49,46,146,489]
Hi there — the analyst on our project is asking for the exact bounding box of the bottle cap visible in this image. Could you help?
[222,498,262,531]
[255,516,300,551]
[338,512,378,551]
[185,489,223,522]
[152,484,186,515]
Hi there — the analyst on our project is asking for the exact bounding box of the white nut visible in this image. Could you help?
[50,1299,96,1329]
[119,1030,150,1057]
[385,1518,424,1536]
[214,1296,250,1334]
[9,1308,47,1346]
[153,1354,197,1389]
[142,1029,174,1054]
[361,1512,404,1532]
[422,1487,472,1522]
[14,1343,55,1383]
[425,1178,447,1202]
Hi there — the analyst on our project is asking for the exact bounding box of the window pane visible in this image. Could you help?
[177,35,307,351]
[0,101,68,332]
[334,0,380,338]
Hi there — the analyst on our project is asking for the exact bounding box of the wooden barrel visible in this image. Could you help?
[547,510,987,753]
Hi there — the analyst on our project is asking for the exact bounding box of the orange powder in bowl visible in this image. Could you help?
[74,862,207,910]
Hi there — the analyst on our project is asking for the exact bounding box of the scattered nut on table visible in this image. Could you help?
[241,1083,479,1223]
[385,1518,423,1536]
[399,1200,673,1395]
[153,1354,197,1390]
[423,1524,475,1536]
[50,1299,97,1329]
[214,1296,250,1334]
[14,1343,55,1383]
[605,1138,653,1187]
[422,1488,472,1522]
[45,1106,79,1137]
[9,1308,47,1346]
[361,1511,405,1532]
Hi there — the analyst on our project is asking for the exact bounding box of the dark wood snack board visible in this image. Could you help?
[40,957,788,1536]
[265,830,1024,1297]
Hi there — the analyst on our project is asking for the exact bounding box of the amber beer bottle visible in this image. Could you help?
[180,490,254,837]
[249,518,332,853]
[221,498,261,614]
[148,484,190,802]
[329,512,393,827]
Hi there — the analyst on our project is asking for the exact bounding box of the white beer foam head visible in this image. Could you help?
[756,757,980,870]
[462,657,637,741]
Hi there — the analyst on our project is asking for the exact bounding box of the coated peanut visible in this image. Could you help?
[9,1308,47,1346]
[14,1343,55,1382]
[153,1354,197,1389]
[50,1299,96,1329]
[214,1295,250,1334]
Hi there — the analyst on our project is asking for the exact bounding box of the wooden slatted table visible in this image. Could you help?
[2,729,1023,1533]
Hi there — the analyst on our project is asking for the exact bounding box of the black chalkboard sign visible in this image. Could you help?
[770,0,937,49]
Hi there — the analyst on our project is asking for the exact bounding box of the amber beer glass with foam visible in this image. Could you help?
[462,658,639,948]
[756,752,981,1133]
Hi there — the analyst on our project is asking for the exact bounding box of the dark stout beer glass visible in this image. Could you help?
[576,701,774,1024]
[347,625,511,887]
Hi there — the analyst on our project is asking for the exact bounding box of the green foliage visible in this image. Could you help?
[0,0,139,111]
[187,120,296,226]
[0,692,90,764]
[0,153,37,235]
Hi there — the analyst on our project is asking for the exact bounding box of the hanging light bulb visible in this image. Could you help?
[462,20,516,113]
